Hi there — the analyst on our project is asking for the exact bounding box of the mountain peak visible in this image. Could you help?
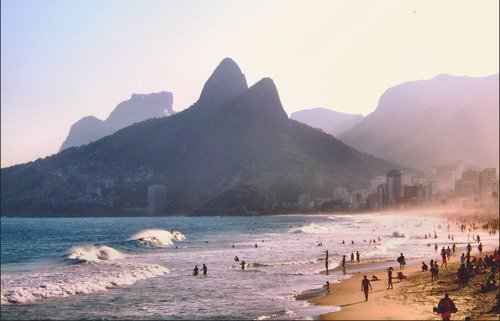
[226,77,288,123]
[198,58,248,106]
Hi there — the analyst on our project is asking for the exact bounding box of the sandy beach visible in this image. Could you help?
[310,214,500,320]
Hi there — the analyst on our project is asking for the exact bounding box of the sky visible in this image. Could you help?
[1,0,499,168]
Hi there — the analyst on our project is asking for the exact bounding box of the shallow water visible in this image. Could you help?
[1,213,491,320]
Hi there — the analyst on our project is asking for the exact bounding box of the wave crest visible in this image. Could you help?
[65,245,124,262]
[127,229,185,247]
[290,223,333,234]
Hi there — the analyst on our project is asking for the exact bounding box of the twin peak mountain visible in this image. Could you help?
[1,58,394,217]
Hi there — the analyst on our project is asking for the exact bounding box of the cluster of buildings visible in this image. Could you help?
[292,160,499,213]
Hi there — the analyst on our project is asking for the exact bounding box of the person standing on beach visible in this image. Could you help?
[202,264,207,275]
[325,250,329,275]
[437,293,457,321]
[361,275,372,301]
[387,267,393,289]
[351,252,355,263]
[397,253,406,269]
[342,255,347,274]
[356,251,360,263]
[478,242,483,253]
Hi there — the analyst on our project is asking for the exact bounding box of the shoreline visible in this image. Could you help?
[309,246,499,320]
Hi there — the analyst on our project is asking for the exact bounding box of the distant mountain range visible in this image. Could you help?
[1,58,395,217]
[338,73,499,170]
[290,108,364,137]
[59,91,174,151]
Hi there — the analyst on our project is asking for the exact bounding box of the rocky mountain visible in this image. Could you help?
[59,91,174,151]
[338,74,499,170]
[290,108,364,137]
[1,58,396,217]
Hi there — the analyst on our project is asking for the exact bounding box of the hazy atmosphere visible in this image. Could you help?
[1,0,499,167]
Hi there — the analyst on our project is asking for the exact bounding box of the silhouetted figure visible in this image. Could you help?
[351,252,355,262]
[325,250,329,275]
[202,264,207,275]
[193,265,199,276]
[234,256,239,261]
[436,293,456,321]
[387,267,393,289]
[361,275,372,301]
[356,251,360,263]
[241,260,245,270]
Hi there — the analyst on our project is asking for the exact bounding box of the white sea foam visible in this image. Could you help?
[1,262,169,304]
[247,258,318,268]
[127,229,186,247]
[65,245,124,262]
[256,309,296,320]
[290,224,334,234]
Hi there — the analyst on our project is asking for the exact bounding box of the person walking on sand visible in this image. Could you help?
[361,275,372,301]
[437,293,457,321]
[202,263,207,275]
[441,248,447,268]
[356,251,360,263]
[387,267,394,289]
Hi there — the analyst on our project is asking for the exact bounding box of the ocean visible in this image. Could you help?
[1,213,488,320]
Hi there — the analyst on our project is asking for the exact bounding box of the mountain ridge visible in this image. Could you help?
[59,91,174,151]
[290,108,364,137]
[338,73,499,169]
[1,58,397,217]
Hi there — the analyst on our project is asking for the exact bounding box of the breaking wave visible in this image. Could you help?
[127,229,186,247]
[247,259,318,268]
[290,224,334,234]
[64,245,124,262]
[1,262,169,304]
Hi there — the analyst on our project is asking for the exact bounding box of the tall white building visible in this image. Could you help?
[479,168,497,203]
[148,184,167,215]
[333,186,350,204]
[298,193,311,211]
[387,170,403,206]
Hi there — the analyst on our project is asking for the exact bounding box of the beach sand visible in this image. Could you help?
[311,247,499,320]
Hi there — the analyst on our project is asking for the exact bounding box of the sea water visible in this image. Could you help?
[1,213,491,320]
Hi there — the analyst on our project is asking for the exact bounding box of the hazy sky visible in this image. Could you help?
[1,0,499,168]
